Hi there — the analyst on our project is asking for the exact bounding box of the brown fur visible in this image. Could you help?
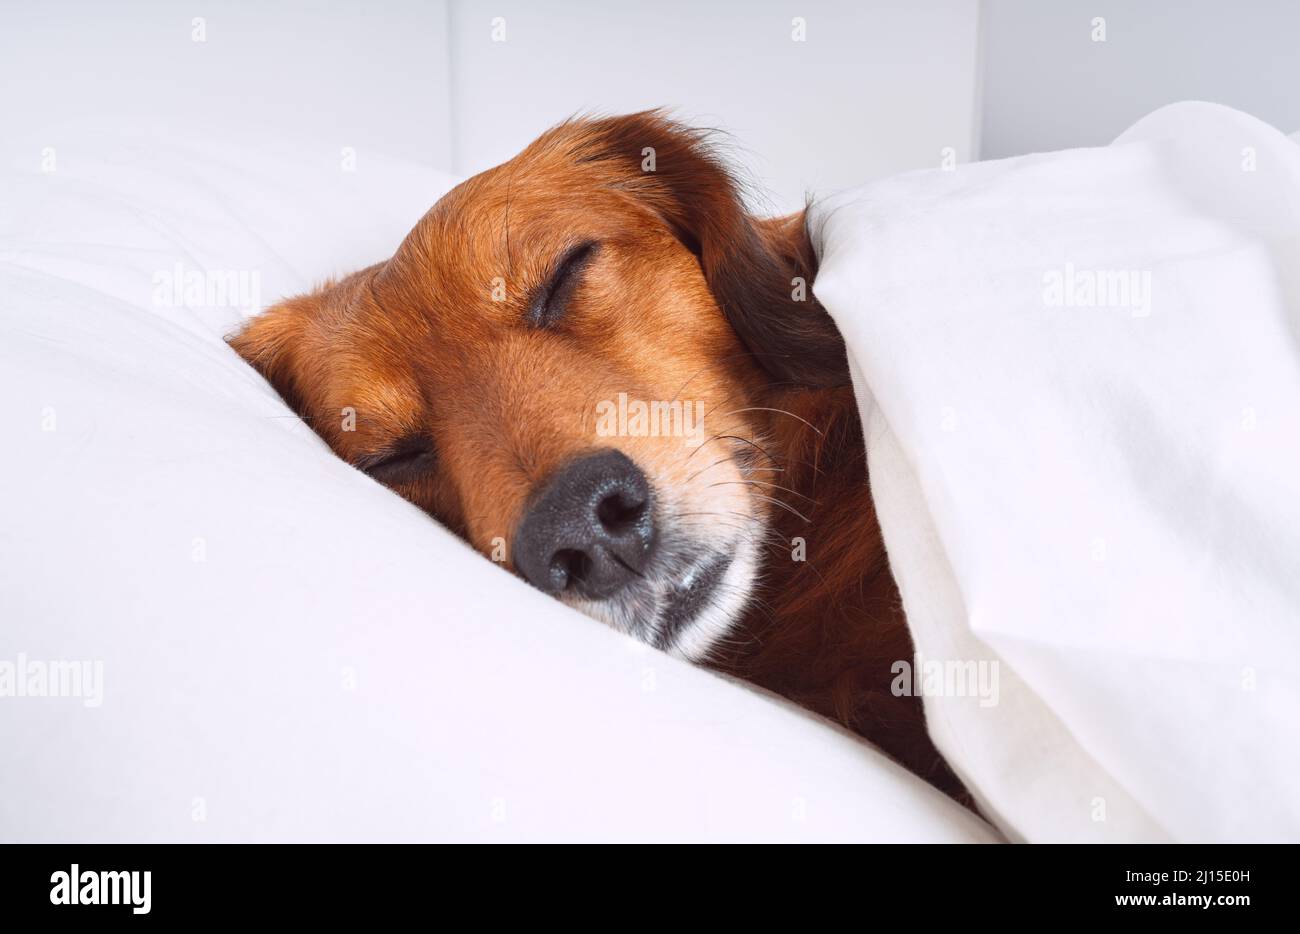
[229,111,966,801]
[716,380,966,797]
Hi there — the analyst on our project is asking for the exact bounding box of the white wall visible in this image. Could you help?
[978,0,1300,159]
[2,0,981,215]
[445,0,982,212]
[0,0,453,167]
[13,2,1296,215]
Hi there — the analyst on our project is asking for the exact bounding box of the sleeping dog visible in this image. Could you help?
[230,112,966,799]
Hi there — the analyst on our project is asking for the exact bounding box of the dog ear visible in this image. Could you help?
[226,293,319,416]
[566,111,849,388]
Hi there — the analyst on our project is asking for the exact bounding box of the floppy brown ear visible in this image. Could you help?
[566,111,849,388]
[226,294,319,415]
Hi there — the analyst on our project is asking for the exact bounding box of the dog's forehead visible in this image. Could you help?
[375,171,650,334]
[413,149,642,253]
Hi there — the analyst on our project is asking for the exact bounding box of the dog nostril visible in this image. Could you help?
[596,489,646,534]
[512,450,655,600]
[551,548,592,592]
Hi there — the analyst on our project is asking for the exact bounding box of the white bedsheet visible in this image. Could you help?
[0,123,994,842]
[813,102,1300,842]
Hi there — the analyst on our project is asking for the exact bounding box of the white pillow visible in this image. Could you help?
[0,123,994,842]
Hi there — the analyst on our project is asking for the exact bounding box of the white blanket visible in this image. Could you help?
[813,102,1300,842]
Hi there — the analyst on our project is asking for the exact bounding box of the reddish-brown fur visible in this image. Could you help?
[717,382,965,797]
[230,112,966,801]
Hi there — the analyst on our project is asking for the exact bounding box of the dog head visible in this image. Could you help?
[229,111,846,660]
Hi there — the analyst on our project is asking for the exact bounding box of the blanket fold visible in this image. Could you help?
[813,102,1300,842]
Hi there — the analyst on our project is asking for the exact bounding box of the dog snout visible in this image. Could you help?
[513,449,656,600]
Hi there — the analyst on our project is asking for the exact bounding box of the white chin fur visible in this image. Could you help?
[561,449,765,661]
[662,533,757,662]
[562,530,759,662]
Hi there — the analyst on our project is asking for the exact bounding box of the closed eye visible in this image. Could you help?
[356,436,436,483]
[526,240,599,329]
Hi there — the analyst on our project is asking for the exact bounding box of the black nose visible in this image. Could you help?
[513,450,656,600]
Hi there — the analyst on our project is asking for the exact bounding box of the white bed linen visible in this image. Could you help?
[813,102,1300,842]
